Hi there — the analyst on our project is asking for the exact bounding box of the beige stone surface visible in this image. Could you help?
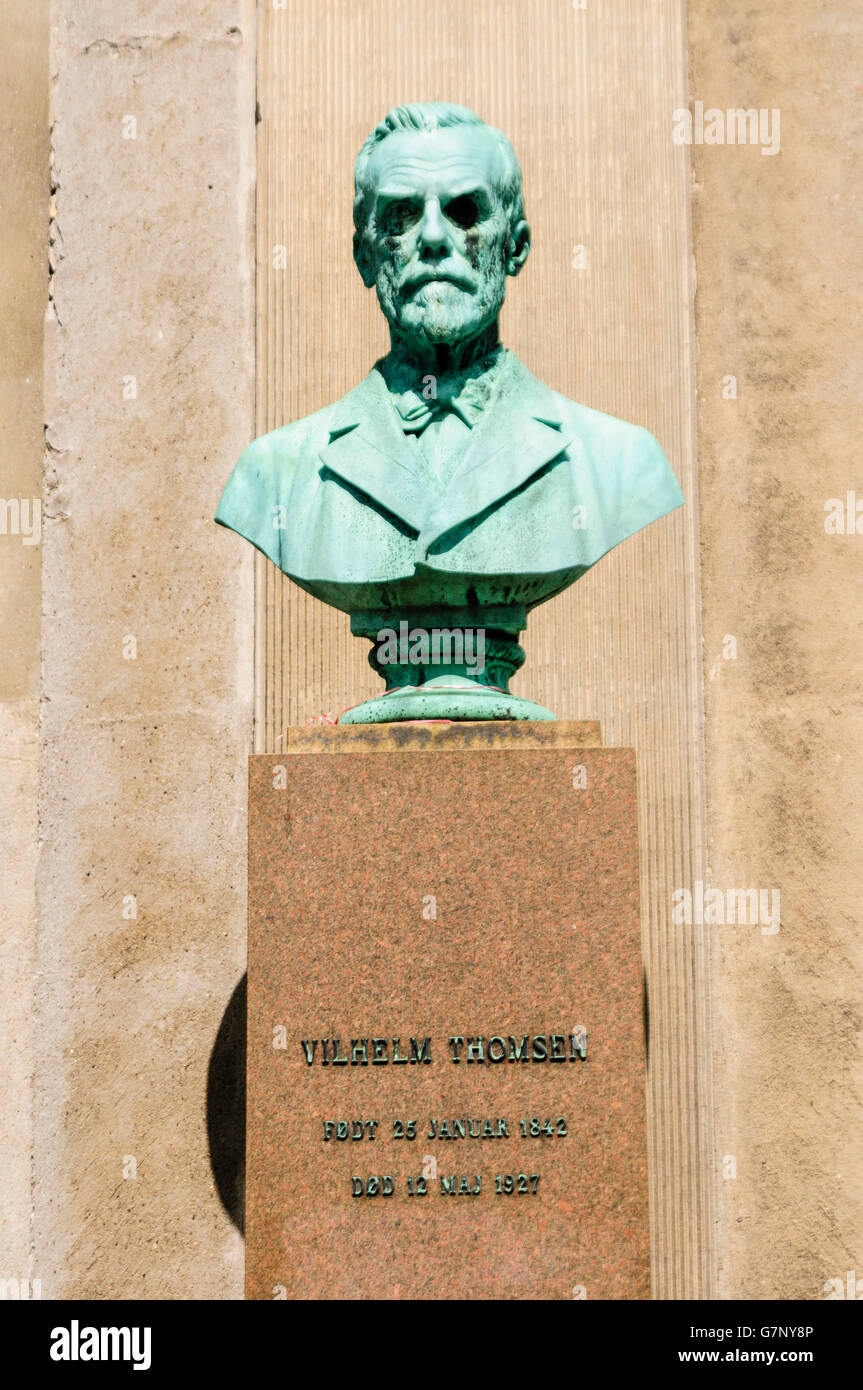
[2,0,861,1303]
[31,0,256,1297]
[0,2,49,1292]
[689,0,863,1298]
[255,0,712,1299]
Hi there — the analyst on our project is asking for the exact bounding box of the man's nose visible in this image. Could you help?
[417,198,452,260]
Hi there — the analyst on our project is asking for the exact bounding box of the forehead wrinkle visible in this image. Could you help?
[367,132,506,194]
[374,158,496,187]
[375,177,493,204]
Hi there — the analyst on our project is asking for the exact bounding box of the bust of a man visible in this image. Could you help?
[215,103,683,722]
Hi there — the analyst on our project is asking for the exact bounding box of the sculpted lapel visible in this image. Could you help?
[318,353,575,553]
[318,370,427,534]
[417,355,573,555]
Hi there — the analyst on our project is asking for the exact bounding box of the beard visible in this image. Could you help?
[377,267,506,347]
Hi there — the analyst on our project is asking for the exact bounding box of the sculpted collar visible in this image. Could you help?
[379,344,508,431]
[318,351,574,552]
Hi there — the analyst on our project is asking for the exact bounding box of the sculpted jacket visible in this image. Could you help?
[214,350,684,627]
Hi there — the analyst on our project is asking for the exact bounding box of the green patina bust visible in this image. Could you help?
[216,103,683,722]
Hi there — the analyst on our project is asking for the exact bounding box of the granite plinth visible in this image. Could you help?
[246,721,648,1299]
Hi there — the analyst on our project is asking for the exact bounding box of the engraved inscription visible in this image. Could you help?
[300,1027,586,1209]
[298,1030,588,1065]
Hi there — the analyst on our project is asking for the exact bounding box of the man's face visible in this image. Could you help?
[358,126,522,349]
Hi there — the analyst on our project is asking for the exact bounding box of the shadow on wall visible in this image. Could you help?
[207,973,246,1236]
[643,970,650,1062]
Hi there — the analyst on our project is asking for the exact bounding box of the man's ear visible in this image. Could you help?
[506,219,531,277]
[353,229,376,288]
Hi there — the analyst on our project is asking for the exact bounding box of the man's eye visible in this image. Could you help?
[382,201,420,234]
[445,195,480,229]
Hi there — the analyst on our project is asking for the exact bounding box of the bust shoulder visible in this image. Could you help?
[213,401,339,566]
[539,388,683,546]
[238,399,344,467]
[534,383,662,459]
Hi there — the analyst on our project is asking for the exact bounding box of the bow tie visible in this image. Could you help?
[383,348,507,434]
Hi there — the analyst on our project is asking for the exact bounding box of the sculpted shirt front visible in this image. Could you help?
[214,349,685,620]
[382,342,510,495]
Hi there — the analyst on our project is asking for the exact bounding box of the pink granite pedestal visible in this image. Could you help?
[246,721,648,1300]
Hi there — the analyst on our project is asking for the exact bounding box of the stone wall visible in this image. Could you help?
[0,0,48,1300]
[1,0,860,1301]
[25,0,255,1298]
[689,0,863,1300]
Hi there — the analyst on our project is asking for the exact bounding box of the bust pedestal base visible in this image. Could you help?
[246,720,649,1299]
[339,674,555,723]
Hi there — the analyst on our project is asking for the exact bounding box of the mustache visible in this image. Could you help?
[399,268,477,293]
